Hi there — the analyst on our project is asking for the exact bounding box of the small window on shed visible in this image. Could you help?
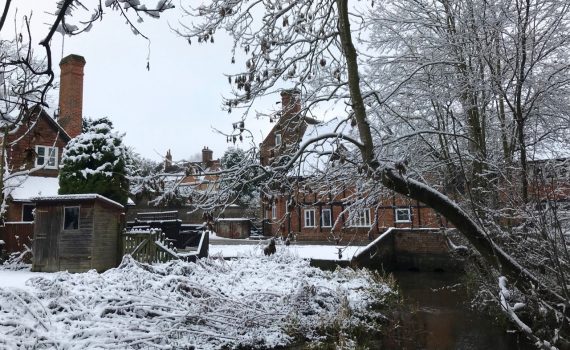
[22,204,35,222]
[64,206,80,230]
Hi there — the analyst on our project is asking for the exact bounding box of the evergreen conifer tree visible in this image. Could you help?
[59,118,129,205]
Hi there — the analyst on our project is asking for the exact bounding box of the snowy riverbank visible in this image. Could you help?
[0,251,394,349]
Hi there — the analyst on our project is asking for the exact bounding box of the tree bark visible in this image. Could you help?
[336,0,375,167]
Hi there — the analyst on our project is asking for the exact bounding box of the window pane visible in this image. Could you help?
[64,207,80,230]
[351,209,370,227]
[36,146,45,166]
[396,208,411,222]
[304,209,315,227]
[22,205,35,222]
[48,148,57,166]
[322,209,332,227]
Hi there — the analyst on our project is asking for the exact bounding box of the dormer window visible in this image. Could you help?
[275,133,282,146]
[35,146,58,169]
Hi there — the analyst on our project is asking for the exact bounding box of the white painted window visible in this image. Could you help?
[395,208,412,223]
[35,146,58,169]
[304,209,316,227]
[64,206,80,230]
[275,133,282,146]
[350,209,371,227]
[321,208,332,227]
[272,205,277,219]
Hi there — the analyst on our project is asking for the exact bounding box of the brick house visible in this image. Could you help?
[128,146,226,224]
[1,54,85,252]
[260,90,448,243]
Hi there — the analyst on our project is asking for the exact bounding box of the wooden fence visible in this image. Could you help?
[0,222,34,254]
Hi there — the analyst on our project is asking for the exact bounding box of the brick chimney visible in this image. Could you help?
[165,149,172,170]
[280,89,301,121]
[58,54,86,138]
[202,146,213,165]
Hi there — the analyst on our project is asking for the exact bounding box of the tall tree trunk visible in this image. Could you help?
[336,0,375,167]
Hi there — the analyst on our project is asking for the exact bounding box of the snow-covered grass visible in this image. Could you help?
[0,252,394,349]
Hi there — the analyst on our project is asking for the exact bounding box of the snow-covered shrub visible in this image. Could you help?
[0,252,395,349]
[59,118,129,205]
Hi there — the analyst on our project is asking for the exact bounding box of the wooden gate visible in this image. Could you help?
[122,229,180,264]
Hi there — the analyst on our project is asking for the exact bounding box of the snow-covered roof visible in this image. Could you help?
[5,176,60,202]
[32,194,124,210]
[296,117,351,175]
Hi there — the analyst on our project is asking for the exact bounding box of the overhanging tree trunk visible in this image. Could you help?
[380,169,567,306]
[336,0,566,309]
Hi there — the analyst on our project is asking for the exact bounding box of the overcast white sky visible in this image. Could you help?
[7,1,277,162]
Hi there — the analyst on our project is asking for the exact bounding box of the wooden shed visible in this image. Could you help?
[215,218,253,239]
[31,194,124,273]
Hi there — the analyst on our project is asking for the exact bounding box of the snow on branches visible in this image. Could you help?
[0,253,393,349]
[59,118,130,205]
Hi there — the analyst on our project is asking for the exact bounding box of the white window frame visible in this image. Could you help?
[350,209,371,227]
[35,145,58,169]
[304,209,316,227]
[395,208,412,223]
[63,206,80,230]
[321,208,332,228]
[272,205,277,219]
[275,133,282,146]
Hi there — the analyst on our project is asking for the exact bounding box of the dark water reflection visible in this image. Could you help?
[381,271,535,350]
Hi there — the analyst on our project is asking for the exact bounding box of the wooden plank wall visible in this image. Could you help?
[91,203,121,271]
[0,223,34,253]
[32,206,62,272]
[57,205,94,273]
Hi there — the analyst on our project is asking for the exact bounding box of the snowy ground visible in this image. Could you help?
[0,250,393,349]
[209,241,364,261]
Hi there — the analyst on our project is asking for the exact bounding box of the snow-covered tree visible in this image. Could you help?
[59,118,129,205]
[0,18,54,219]
[176,0,570,344]
[220,147,260,207]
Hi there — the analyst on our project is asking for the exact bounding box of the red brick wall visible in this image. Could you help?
[260,90,306,166]
[394,229,449,254]
[6,111,68,177]
[264,191,448,243]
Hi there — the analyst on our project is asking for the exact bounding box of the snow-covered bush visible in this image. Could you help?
[0,252,395,349]
[59,118,129,205]
[220,147,261,208]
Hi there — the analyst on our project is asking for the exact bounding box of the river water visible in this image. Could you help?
[379,271,535,350]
